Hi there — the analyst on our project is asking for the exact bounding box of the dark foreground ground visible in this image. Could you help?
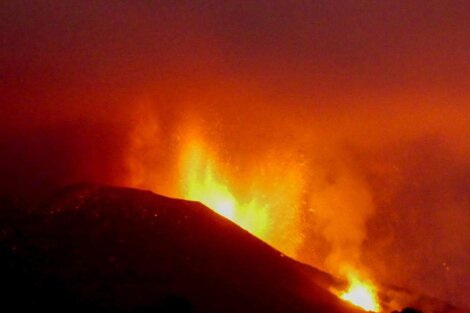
[0,184,467,313]
[0,184,361,313]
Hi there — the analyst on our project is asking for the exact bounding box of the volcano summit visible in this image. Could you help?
[0,184,363,313]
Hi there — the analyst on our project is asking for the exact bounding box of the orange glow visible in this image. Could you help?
[178,131,382,311]
[179,132,269,238]
[339,272,381,312]
[127,114,382,307]
[175,126,305,257]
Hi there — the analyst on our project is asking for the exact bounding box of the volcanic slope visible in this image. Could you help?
[0,184,361,313]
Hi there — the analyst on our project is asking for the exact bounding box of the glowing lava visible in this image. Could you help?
[182,142,236,220]
[179,129,380,312]
[340,273,380,312]
[178,133,269,238]
[129,117,382,310]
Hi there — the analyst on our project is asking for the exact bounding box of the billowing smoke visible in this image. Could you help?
[1,0,470,308]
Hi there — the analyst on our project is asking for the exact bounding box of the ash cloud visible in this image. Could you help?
[1,0,470,308]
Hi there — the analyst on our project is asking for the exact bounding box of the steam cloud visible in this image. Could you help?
[1,1,470,308]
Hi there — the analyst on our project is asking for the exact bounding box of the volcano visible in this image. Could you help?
[0,184,361,313]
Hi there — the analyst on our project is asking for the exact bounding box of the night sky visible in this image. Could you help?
[1,1,470,308]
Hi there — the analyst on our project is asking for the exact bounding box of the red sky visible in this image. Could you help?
[1,1,470,308]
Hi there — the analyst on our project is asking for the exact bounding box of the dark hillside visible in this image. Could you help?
[0,184,358,313]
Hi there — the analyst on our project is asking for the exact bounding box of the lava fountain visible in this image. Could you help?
[127,115,382,311]
[178,131,270,239]
[176,129,381,312]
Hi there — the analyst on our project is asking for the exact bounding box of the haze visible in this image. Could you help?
[1,1,469,308]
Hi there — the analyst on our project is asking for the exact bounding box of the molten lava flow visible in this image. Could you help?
[339,273,381,312]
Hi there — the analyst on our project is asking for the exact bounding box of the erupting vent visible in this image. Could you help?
[339,273,381,312]
[176,129,381,312]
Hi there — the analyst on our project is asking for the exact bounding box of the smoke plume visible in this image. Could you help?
[1,0,470,308]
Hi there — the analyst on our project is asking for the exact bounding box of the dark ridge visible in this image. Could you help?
[0,184,359,313]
